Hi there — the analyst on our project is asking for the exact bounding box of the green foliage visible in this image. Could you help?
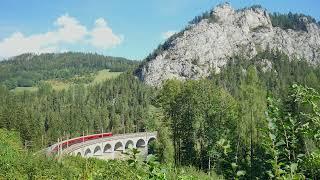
[188,10,218,25]
[2,31,320,180]
[270,12,319,32]
[124,147,218,180]
[92,69,122,84]
[0,129,25,179]
[301,151,320,177]
[0,52,138,89]
[0,139,146,179]
[210,138,245,179]
[156,49,320,179]
[145,155,167,179]
[171,166,223,180]
[265,84,320,179]
[236,66,269,178]
[0,72,154,149]
[212,49,320,98]
[159,80,238,176]
[0,130,215,179]
[147,105,175,165]
[2,48,320,179]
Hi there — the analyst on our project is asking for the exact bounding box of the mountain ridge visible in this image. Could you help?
[0,52,138,89]
[136,3,320,87]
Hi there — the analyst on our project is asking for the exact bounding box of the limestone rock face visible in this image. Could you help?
[138,4,320,87]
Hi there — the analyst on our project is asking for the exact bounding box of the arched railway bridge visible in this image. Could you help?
[46,132,157,160]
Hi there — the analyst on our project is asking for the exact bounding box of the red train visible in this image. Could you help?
[51,132,112,153]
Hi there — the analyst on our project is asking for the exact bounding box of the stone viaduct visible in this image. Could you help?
[46,132,157,160]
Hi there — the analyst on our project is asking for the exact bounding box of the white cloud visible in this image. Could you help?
[0,14,123,58]
[89,18,123,49]
[94,18,107,27]
[54,14,88,43]
[162,30,177,39]
[0,32,58,57]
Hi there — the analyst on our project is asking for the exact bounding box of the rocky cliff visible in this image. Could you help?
[137,3,320,87]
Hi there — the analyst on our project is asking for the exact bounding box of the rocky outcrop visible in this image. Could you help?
[137,3,320,87]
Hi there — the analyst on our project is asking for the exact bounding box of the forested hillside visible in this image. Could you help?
[270,12,320,31]
[0,52,138,89]
[0,129,217,179]
[1,3,320,179]
[212,49,320,97]
[1,49,320,179]
[0,72,153,149]
[155,50,320,179]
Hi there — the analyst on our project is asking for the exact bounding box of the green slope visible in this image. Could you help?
[0,52,138,90]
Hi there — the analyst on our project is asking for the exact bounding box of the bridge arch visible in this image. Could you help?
[114,141,124,151]
[147,137,156,155]
[54,132,158,159]
[148,137,156,144]
[136,139,146,148]
[93,146,102,156]
[103,143,112,153]
[84,148,92,157]
[125,140,134,150]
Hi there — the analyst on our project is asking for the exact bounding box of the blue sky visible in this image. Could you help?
[0,0,319,60]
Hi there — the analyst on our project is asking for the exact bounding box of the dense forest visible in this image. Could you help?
[155,49,320,179]
[0,128,218,179]
[0,52,138,89]
[0,72,153,148]
[1,4,320,178]
[269,12,320,31]
[1,49,320,179]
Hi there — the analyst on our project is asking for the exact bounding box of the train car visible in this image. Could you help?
[51,132,112,153]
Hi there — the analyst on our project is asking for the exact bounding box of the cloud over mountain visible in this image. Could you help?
[0,14,123,58]
[90,18,123,49]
